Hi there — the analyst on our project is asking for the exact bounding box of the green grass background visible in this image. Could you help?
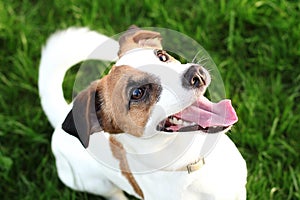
[0,0,299,199]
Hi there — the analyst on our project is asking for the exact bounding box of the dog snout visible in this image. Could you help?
[182,65,207,89]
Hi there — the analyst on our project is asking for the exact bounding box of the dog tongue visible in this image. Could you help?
[174,96,238,128]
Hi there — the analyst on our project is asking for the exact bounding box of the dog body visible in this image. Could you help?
[39,27,247,200]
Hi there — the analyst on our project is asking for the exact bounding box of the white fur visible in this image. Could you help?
[39,28,247,200]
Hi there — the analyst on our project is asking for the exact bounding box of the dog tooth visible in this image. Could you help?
[169,118,175,124]
[183,121,189,126]
[173,118,178,124]
[177,119,185,125]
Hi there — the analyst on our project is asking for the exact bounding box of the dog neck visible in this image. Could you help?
[113,132,179,154]
[111,132,218,172]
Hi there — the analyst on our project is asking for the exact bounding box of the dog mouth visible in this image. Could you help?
[156,96,238,133]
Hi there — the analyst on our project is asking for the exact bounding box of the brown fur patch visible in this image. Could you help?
[97,65,161,137]
[109,136,144,199]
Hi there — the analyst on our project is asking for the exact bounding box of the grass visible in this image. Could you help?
[0,0,299,199]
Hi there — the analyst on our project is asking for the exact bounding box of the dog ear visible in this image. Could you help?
[62,82,102,148]
[118,25,162,57]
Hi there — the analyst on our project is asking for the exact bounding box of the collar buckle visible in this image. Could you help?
[187,157,205,174]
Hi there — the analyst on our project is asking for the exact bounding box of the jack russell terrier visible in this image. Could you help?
[39,26,247,200]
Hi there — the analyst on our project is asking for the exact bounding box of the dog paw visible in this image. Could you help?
[107,192,129,200]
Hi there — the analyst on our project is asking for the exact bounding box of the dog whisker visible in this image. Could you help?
[192,51,203,63]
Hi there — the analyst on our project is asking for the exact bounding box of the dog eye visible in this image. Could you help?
[155,50,169,62]
[131,87,146,101]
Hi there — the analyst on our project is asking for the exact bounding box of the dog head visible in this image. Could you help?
[62,26,238,148]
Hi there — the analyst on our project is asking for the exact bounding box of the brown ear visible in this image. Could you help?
[62,81,102,148]
[118,25,162,57]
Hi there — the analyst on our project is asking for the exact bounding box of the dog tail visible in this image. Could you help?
[38,27,118,127]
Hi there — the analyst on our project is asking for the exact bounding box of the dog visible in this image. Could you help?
[39,26,247,200]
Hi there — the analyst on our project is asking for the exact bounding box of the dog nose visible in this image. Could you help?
[182,65,207,89]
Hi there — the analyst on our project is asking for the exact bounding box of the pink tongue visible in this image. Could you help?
[174,96,238,128]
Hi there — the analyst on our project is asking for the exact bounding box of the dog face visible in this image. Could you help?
[116,48,211,138]
[62,26,237,147]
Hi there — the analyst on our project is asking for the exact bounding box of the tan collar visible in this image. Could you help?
[177,157,205,174]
